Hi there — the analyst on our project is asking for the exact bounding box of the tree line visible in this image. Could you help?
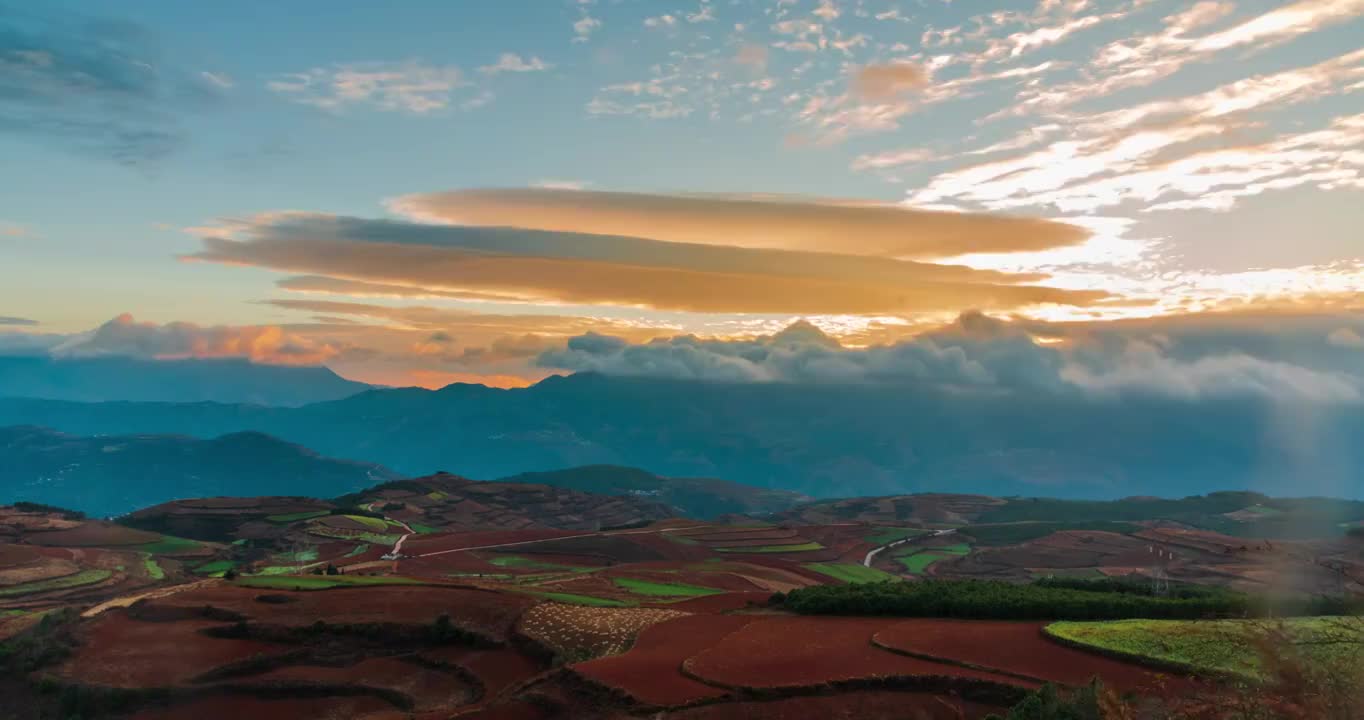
[777,578,1360,620]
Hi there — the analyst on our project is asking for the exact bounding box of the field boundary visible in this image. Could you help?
[868,633,1051,687]
[673,665,1031,708]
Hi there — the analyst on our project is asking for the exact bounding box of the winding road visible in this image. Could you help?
[863,528,957,568]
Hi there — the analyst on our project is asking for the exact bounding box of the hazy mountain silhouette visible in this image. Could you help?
[0,355,368,406]
[0,425,399,517]
[1,373,1361,500]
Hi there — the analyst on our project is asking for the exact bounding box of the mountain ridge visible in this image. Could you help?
[0,355,369,406]
[2,372,1361,500]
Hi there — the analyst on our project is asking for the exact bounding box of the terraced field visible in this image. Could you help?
[0,568,112,597]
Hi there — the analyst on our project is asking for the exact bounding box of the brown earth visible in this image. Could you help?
[683,617,1037,690]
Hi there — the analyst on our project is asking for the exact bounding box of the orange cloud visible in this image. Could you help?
[852,62,927,101]
[50,314,342,366]
[387,188,1089,259]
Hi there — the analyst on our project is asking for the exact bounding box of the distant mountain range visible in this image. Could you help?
[0,355,368,406]
[1,372,1362,499]
[0,426,398,517]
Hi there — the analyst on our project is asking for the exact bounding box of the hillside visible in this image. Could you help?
[0,426,399,518]
[494,465,808,519]
[0,355,368,406]
[778,491,1364,540]
[2,373,1363,499]
[344,473,678,532]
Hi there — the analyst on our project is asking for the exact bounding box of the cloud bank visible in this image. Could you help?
[49,314,341,366]
[539,311,1364,403]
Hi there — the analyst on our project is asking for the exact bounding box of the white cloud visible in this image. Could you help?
[851,148,938,171]
[573,13,602,42]
[199,71,234,89]
[478,53,552,75]
[268,61,468,114]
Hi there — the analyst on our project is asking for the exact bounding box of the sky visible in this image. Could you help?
[2,0,1363,391]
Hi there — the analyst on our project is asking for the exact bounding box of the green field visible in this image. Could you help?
[234,574,427,591]
[192,560,236,576]
[343,543,371,558]
[0,569,112,597]
[488,555,591,572]
[142,554,165,580]
[716,541,824,553]
[804,562,899,584]
[864,527,928,546]
[136,536,203,555]
[274,548,320,564]
[894,544,971,574]
[342,514,392,531]
[1046,617,1364,680]
[307,526,402,545]
[408,522,439,534]
[530,591,632,607]
[612,577,721,597]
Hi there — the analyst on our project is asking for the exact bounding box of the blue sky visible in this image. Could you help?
[2,0,1363,388]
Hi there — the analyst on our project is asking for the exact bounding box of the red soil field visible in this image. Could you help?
[652,591,773,613]
[725,556,840,583]
[966,531,1154,571]
[420,646,546,700]
[624,533,713,562]
[130,695,392,720]
[60,614,290,687]
[726,548,845,563]
[702,536,813,548]
[178,498,266,509]
[239,656,476,711]
[574,614,755,706]
[0,544,41,564]
[707,559,829,590]
[402,529,586,555]
[147,583,535,641]
[507,534,668,563]
[872,619,1199,695]
[683,617,1037,690]
[452,700,550,720]
[485,552,611,569]
[664,690,1005,720]
[686,529,800,543]
[605,568,764,593]
[396,552,506,577]
[31,523,161,547]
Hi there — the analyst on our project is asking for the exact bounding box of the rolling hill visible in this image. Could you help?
[494,465,808,519]
[0,426,399,518]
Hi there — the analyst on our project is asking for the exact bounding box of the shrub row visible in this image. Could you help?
[779,579,1360,620]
